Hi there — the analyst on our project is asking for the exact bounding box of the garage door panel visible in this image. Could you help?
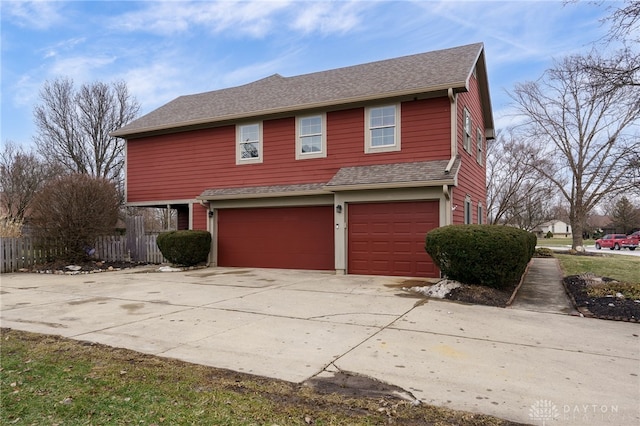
[218,206,334,270]
[348,201,439,278]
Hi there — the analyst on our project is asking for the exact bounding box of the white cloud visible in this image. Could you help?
[425,0,606,66]
[1,0,65,30]
[118,61,185,113]
[12,74,41,107]
[290,1,364,35]
[219,49,302,86]
[49,55,117,81]
[39,37,87,60]
[111,0,291,37]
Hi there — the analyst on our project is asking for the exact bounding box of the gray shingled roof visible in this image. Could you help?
[113,43,485,137]
[325,159,459,189]
[199,183,328,200]
[197,160,459,200]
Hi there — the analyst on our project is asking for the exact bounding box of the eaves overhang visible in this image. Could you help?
[111,83,467,139]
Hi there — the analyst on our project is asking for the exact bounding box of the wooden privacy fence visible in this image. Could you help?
[0,234,167,273]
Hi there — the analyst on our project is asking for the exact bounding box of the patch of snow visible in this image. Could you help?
[404,279,462,298]
[65,265,82,271]
[157,266,182,272]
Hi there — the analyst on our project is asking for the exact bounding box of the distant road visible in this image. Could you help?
[539,244,640,257]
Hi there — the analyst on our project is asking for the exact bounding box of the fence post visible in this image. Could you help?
[126,216,147,262]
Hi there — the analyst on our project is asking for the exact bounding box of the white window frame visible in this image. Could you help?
[295,114,326,160]
[464,195,472,224]
[476,128,484,165]
[463,108,472,153]
[236,122,263,165]
[477,202,483,225]
[365,104,401,154]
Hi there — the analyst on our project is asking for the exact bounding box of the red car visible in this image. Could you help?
[595,233,638,251]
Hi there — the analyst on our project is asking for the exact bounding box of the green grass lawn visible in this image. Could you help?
[555,253,640,284]
[537,237,595,247]
[1,329,513,426]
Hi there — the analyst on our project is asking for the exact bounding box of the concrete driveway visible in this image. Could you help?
[1,267,638,425]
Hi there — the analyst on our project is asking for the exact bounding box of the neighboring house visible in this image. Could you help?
[536,220,572,238]
[112,43,494,278]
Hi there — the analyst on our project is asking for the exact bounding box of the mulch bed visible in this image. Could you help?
[563,275,640,322]
[445,283,516,307]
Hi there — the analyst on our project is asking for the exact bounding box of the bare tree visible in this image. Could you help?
[0,141,60,222]
[604,0,640,44]
[576,1,640,88]
[511,54,640,249]
[29,173,120,262]
[126,206,177,232]
[486,130,555,230]
[33,78,140,186]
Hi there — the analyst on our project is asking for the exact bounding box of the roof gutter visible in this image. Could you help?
[323,179,457,192]
[445,88,457,174]
[196,188,331,201]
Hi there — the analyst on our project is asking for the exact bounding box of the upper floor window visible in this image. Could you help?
[463,108,472,153]
[365,104,401,153]
[476,128,484,165]
[464,195,472,224]
[296,114,326,160]
[236,123,262,165]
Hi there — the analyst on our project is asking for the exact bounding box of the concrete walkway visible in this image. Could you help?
[510,257,577,315]
[1,265,638,425]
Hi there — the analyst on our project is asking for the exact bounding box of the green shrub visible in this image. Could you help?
[545,230,553,239]
[425,225,535,289]
[157,230,211,266]
[535,247,555,258]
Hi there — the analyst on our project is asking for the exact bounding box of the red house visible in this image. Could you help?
[112,43,494,278]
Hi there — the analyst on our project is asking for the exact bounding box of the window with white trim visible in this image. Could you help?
[477,202,483,224]
[463,108,472,153]
[365,104,401,153]
[236,123,262,164]
[464,195,472,224]
[476,128,484,165]
[296,114,326,160]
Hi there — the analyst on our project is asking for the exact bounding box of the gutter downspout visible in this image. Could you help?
[443,88,457,226]
[445,88,457,173]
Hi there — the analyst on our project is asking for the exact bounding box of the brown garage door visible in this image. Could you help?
[348,201,439,277]
[217,206,334,270]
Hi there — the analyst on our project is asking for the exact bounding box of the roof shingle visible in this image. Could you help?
[113,43,484,137]
[325,159,459,189]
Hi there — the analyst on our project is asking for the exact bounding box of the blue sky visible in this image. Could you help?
[1,0,621,148]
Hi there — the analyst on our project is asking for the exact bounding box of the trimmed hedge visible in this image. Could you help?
[425,225,535,289]
[157,230,211,266]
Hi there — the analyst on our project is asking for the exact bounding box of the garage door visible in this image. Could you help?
[348,201,439,277]
[217,206,334,270]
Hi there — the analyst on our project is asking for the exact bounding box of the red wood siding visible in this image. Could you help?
[193,204,208,231]
[348,201,439,277]
[453,73,487,225]
[217,206,334,270]
[126,98,452,203]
